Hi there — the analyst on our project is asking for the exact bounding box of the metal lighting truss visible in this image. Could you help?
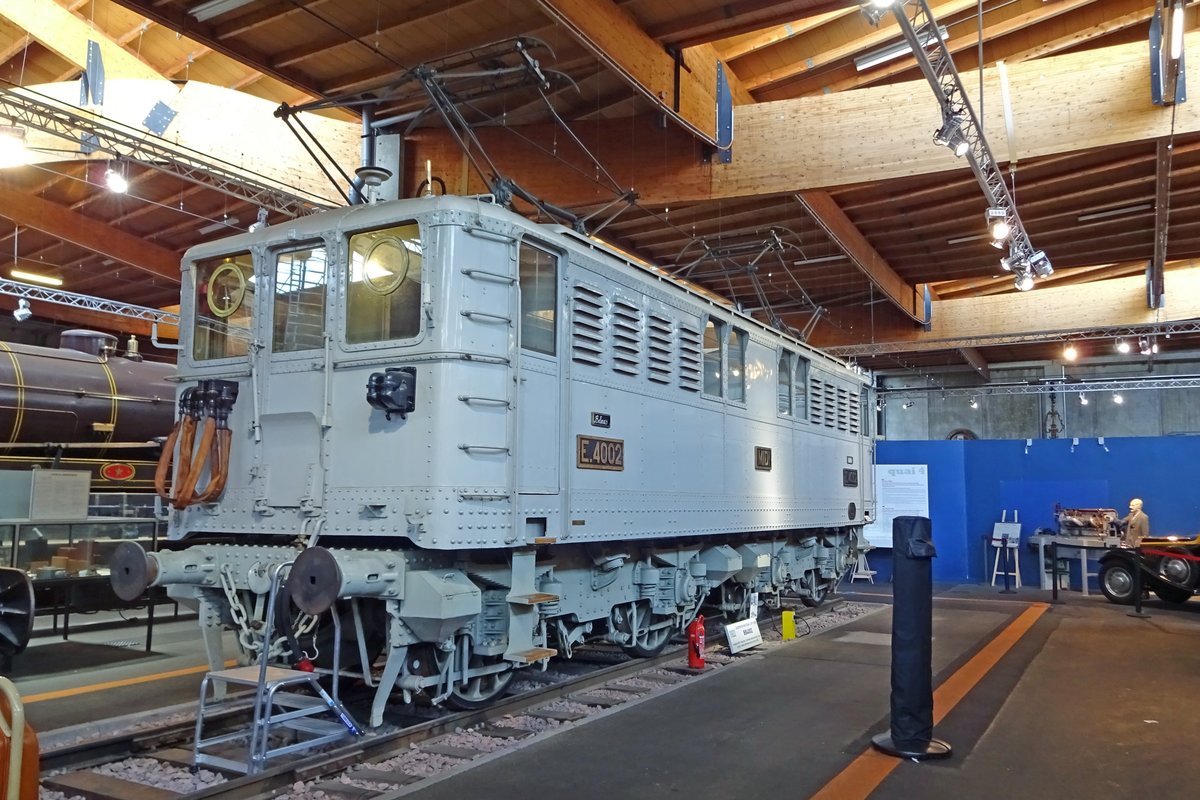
[0,279,179,325]
[827,320,1200,357]
[880,375,1200,399]
[0,85,330,218]
[875,0,1050,289]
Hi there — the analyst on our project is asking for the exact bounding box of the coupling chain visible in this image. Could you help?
[219,564,261,655]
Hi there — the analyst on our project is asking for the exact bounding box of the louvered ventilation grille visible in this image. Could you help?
[647,313,672,384]
[611,298,641,376]
[571,285,604,366]
[811,378,860,433]
[678,323,702,392]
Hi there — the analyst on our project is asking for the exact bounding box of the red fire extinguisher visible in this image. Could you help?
[687,615,705,669]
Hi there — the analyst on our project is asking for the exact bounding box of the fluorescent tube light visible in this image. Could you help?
[199,217,240,235]
[1171,1,1185,61]
[11,269,62,286]
[190,0,256,22]
[1076,203,1151,222]
[792,254,847,266]
[947,233,987,245]
[855,26,948,71]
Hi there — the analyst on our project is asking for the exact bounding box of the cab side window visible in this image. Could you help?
[346,222,423,344]
[703,318,725,397]
[193,252,254,361]
[520,242,557,355]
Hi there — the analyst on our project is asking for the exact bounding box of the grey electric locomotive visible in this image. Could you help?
[111,195,875,726]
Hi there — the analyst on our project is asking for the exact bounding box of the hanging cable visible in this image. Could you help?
[155,381,240,510]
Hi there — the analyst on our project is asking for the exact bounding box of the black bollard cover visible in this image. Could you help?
[871,515,952,759]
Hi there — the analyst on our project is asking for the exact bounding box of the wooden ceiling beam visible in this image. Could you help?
[0,0,165,81]
[734,0,979,93]
[958,347,990,381]
[796,190,926,323]
[99,0,330,99]
[0,184,178,280]
[998,3,1155,63]
[536,0,753,146]
[409,35,1200,206]
[791,0,1101,97]
[268,0,475,69]
[826,1,1159,100]
[714,8,857,62]
[811,265,1200,354]
[645,0,852,49]
[213,0,330,40]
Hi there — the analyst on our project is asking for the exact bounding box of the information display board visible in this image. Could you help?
[862,464,930,548]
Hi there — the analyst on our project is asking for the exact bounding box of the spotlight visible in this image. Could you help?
[1139,338,1152,356]
[1028,250,1052,278]
[1062,343,1078,362]
[1079,392,1089,406]
[1112,392,1124,404]
[1014,271,1035,292]
[860,0,896,24]
[11,298,30,322]
[1115,339,1131,354]
[933,116,969,157]
[861,4,889,24]
[105,167,128,194]
[985,207,1010,242]
[969,397,978,409]
[999,253,1022,273]
[902,401,915,410]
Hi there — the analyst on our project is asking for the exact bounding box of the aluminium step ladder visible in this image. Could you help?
[193,562,362,775]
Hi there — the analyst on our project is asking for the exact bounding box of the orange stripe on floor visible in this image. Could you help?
[22,660,237,704]
[810,602,1049,800]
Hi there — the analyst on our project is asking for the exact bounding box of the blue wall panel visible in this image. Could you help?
[864,435,1200,586]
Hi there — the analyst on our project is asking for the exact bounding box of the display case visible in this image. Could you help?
[0,517,159,580]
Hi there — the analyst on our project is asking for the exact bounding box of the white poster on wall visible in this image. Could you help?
[862,464,930,548]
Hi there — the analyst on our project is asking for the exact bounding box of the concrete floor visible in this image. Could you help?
[12,584,1198,799]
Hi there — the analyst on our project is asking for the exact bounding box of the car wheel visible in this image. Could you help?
[1153,585,1192,604]
[1099,560,1137,605]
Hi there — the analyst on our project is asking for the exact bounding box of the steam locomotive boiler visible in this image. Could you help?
[111,195,876,726]
[0,331,175,490]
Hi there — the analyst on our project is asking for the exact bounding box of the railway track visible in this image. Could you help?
[40,598,866,800]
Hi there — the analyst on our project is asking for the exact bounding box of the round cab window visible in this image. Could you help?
[362,237,410,295]
[206,263,247,318]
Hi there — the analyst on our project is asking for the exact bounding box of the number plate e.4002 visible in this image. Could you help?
[576,435,624,471]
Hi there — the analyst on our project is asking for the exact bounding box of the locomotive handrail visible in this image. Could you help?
[331,352,512,369]
[463,225,517,243]
[460,310,512,324]
[457,444,511,454]
[461,268,516,284]
[458,395,511,407]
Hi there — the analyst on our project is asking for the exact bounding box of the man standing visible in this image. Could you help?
[1119,498,1149,548]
